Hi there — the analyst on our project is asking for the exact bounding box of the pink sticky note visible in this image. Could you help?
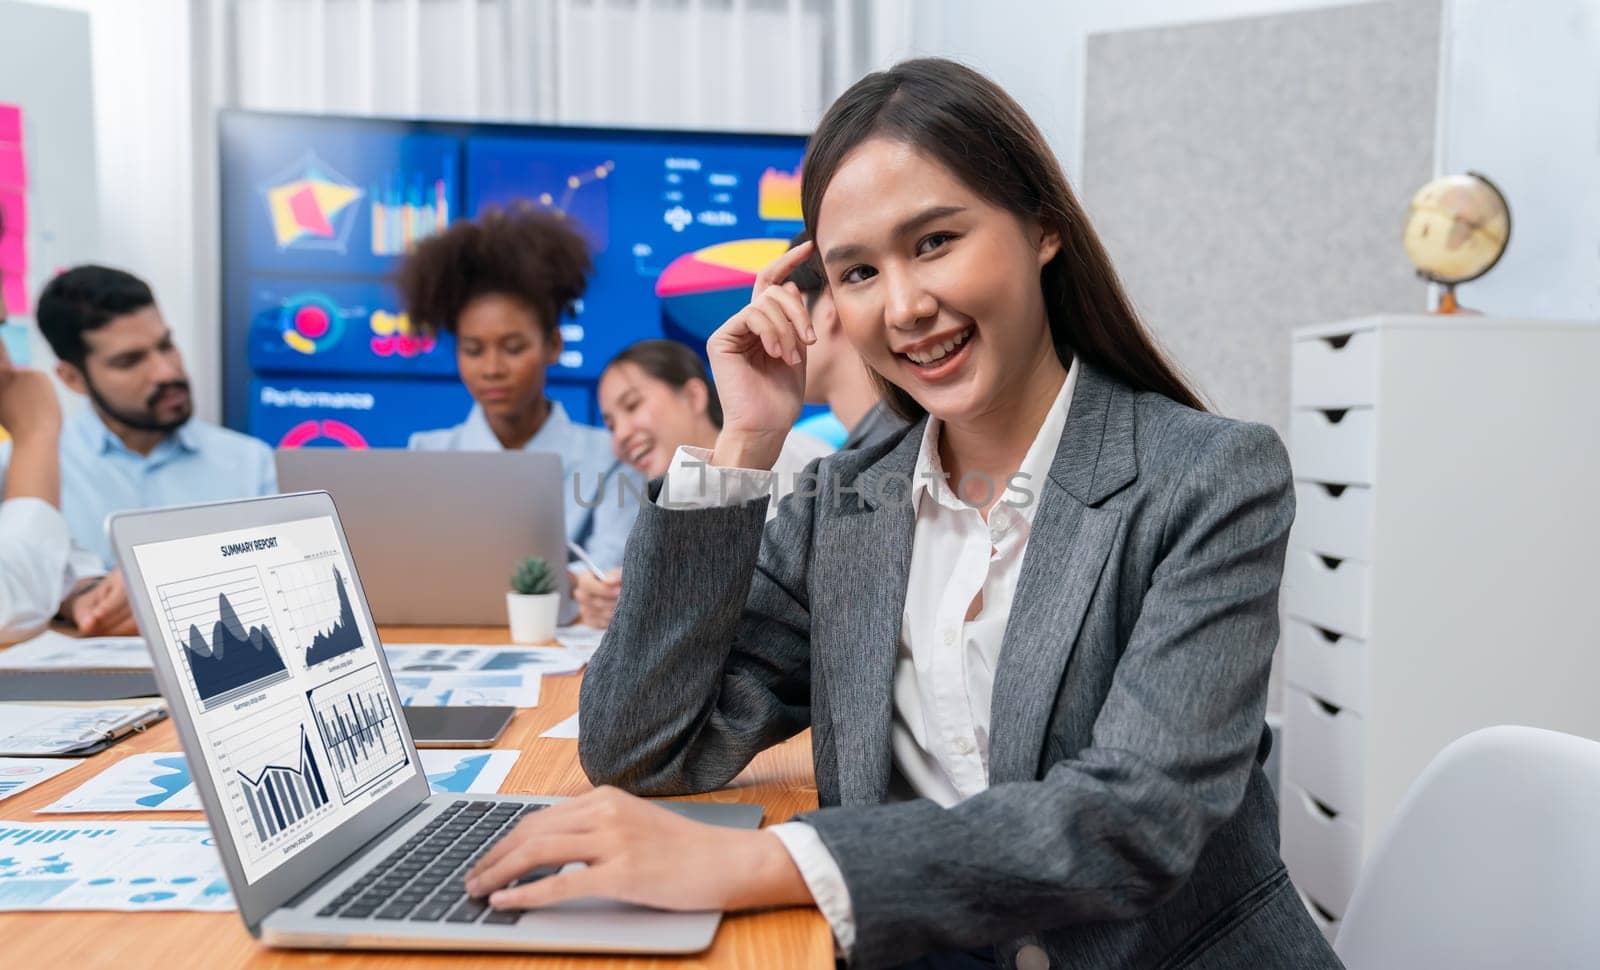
[0,104,19,144]
[0,146,23,191]
[0,229,22,271]
[0,190,22,230]
[0,232,23,273]
[0,191,25,273]
[2,273,27,315]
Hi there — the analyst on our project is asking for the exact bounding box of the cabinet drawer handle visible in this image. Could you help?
[1317,483,1348,498]
[1312,625,1343,645]
[1316,554,1345,571]
[1305,792,1340,821]
[1318,408,1350,425]
[1322,334,1354,350]
[1312,696,1343,717]
[1308,897,1338,922]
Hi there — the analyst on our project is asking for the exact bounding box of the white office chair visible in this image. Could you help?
[1335,725,1600,969]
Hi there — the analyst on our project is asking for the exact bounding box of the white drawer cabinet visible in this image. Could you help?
[1282,687,1365,819]
[1283,619,1367,713]
[1280,782,1362,918]
[1279,316,1600,933]
[1283,550,1371,639]
[1288,408,1377,485]
[1289,481,1374,563]
[1290,329,1378,408]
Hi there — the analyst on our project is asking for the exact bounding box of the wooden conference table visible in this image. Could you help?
[0,627,832,970]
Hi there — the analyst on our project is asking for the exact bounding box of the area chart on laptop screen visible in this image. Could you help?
[307,664,409,799]
[268,558,368,667]
[156,566,291,709]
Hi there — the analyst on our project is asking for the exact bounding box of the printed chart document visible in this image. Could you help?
[38,750,519,811]
[0,821,233,911]
[128,514,422,886]
[555,625,606,661]
[390,672,541,708]
[0,758,83,803]
[384,644,584,676]
[418,749,519,795]
[0,631,152,670]
[0,703,166,756]
[42,753,202,813]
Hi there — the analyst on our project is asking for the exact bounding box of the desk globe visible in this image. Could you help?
[1401,171,1510,314]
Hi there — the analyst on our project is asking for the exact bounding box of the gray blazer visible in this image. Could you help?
[580,362,1343,970]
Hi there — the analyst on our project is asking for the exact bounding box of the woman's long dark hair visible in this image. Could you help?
[801,58,1205,419]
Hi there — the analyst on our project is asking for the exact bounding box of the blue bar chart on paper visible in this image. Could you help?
[307,664,408,799]
[268,558,367,667]
[236,727,330,843]
[157,566,290,709]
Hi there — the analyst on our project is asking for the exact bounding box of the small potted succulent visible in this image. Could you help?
[506,556,560,644]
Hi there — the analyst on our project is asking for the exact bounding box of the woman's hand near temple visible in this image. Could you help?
[464,786,813,913]
[704,241,818,471]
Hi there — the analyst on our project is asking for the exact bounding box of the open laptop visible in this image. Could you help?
[109,491,761,953]
[274,450,569,625]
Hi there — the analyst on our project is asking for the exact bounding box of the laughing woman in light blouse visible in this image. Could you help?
[466,59,1341,970]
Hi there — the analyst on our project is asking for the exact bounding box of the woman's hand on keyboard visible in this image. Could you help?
[463,786,812,913]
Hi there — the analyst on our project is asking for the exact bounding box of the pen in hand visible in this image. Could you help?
[566,540,607,582]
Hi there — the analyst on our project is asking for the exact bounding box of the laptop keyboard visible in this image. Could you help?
[316,800,557,925]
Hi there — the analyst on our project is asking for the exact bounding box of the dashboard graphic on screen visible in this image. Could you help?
[221,111,807,448]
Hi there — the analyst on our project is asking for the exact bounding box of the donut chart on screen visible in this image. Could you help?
[655,239,792,343]
[277,419,370,450]
[279,294,345,355]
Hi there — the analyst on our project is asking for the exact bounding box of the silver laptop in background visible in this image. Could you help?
[108,492,761,953]
[275,449,567,625]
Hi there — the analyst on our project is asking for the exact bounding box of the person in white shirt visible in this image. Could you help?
[0,333,133,643]
[577,338,832,627]
[463,58,1334,970]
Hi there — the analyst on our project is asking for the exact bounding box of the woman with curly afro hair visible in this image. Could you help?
[399,206,642,611]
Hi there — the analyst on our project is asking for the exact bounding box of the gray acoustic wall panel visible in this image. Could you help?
[1082,0,1439,431]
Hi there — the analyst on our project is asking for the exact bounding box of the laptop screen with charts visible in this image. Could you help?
[111,492,762,953]
[113,492,431,924]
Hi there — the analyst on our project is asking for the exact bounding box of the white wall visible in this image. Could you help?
[1437,0,1600,319]
[19,0,219,421]
[0,0,99,369]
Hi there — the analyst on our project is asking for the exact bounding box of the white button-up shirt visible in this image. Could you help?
[0,497,105,643]
[658,360,1077,953]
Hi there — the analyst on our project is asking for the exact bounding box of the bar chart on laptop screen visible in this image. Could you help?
[306,664,408,800]
[212,696,335,863]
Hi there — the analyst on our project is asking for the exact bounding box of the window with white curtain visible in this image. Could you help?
[226,0,887,132]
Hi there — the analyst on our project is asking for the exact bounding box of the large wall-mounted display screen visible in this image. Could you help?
[221,111,807,447]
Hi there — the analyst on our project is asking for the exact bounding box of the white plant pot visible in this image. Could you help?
[506,591,560,644]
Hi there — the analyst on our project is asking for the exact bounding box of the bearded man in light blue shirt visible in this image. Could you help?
[0,266,277,568]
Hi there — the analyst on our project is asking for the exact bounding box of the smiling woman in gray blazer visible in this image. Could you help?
[465,58,1343,970]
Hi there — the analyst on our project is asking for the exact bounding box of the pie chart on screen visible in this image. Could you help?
[655,239,791,344]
